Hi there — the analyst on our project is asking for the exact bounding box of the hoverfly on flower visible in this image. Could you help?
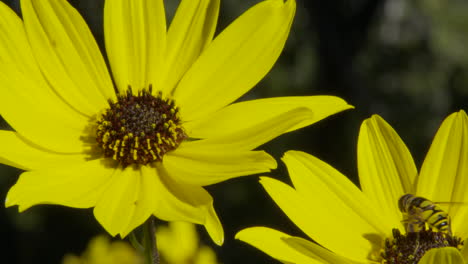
[399,194,452,235]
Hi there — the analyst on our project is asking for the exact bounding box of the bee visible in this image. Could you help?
[398,194,451,235]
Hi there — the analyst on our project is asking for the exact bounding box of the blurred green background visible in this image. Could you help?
[1,0,467,263]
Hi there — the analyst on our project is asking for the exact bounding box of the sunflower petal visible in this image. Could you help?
[186,96,353,139]
[283,151,392,234]
[174,0,296,121]
[0,2,90,153]
[104,0,166,93]
[0,131,89,170]
[6,159,115,211]
[94,166,140,237]
[358,115,417,226]
[416,111,468,237]
[21,0,114,116]
[235,227,321,264]
[418,247,464,264]
[154,164,224,245]
[184,107,313,151]
[0,68,89,153]
[0,2,47,79]
[120,168,159,237]
[260,175,382,261]
[459,238,468,260]
[283,236,355,264]
[163,147,276,186]
[161,0,219,94]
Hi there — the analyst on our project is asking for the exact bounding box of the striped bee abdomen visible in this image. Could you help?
[398,194,451,235]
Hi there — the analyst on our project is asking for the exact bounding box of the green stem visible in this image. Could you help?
[143,216,159,264]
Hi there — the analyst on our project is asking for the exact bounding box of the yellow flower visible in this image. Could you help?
[237,111,468,263]
[157,221,219,264]
[62,235,143,264]
[0,0,352,244]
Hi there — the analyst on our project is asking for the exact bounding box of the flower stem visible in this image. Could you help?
[143,216,159,264]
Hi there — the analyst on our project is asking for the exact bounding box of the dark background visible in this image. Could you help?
[1,0,468,263]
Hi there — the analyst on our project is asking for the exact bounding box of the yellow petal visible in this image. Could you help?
[0,2,47,79]
[186,96,353,139]
[284,151,392,234]
[416,111,468,237]
[459,238,468,261]
[120,168,159,237]
[104,0,166,93]
[260,175,381,262]
[418,247,464,264]
[174,0,296,121]
[6,159,115,211]
[21,0,114,116]
[163,146,276,186]
[283,236,356,264]
[161,0,219,94]
[154,164,224,245]
[184,107,314,151]
[358,115,417,227]
[94,166,140,237]
[235,227,321,264]
[0,68,88,153]
[0,2,90,153]
[0,131,88,170]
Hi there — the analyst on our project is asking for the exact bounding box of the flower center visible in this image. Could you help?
[381,228,463,264]
[96,86,186,166]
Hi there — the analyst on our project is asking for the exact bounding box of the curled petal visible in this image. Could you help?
[185,96,352,139]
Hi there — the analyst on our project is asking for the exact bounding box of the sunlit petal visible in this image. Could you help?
[283,237,357,264]
[174,0,295,121]
[418,247,464,264]
[358,115,417,226]
[6,159,115,211]
[21,0,114,116]
[163,146,276,186]
[120,168,159,237]
[186,96,352,139]
[260,176,381,261]
[184,107,313,151]
[284,151,393,234]
[161,0,219,94]
[236,227,322,264]
[0,131,89,170]
[94,166,140,237]
[154,164,224,245]
[104,0,166,93]
[417,111,468,237]
[0,2,90,153]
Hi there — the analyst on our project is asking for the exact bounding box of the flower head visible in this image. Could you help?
[0,0,352,244]
[62,235,143,264]
[237,111,468,263]
[157,221,219,264]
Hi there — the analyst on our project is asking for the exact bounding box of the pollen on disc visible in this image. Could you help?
[96,86,186,166]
